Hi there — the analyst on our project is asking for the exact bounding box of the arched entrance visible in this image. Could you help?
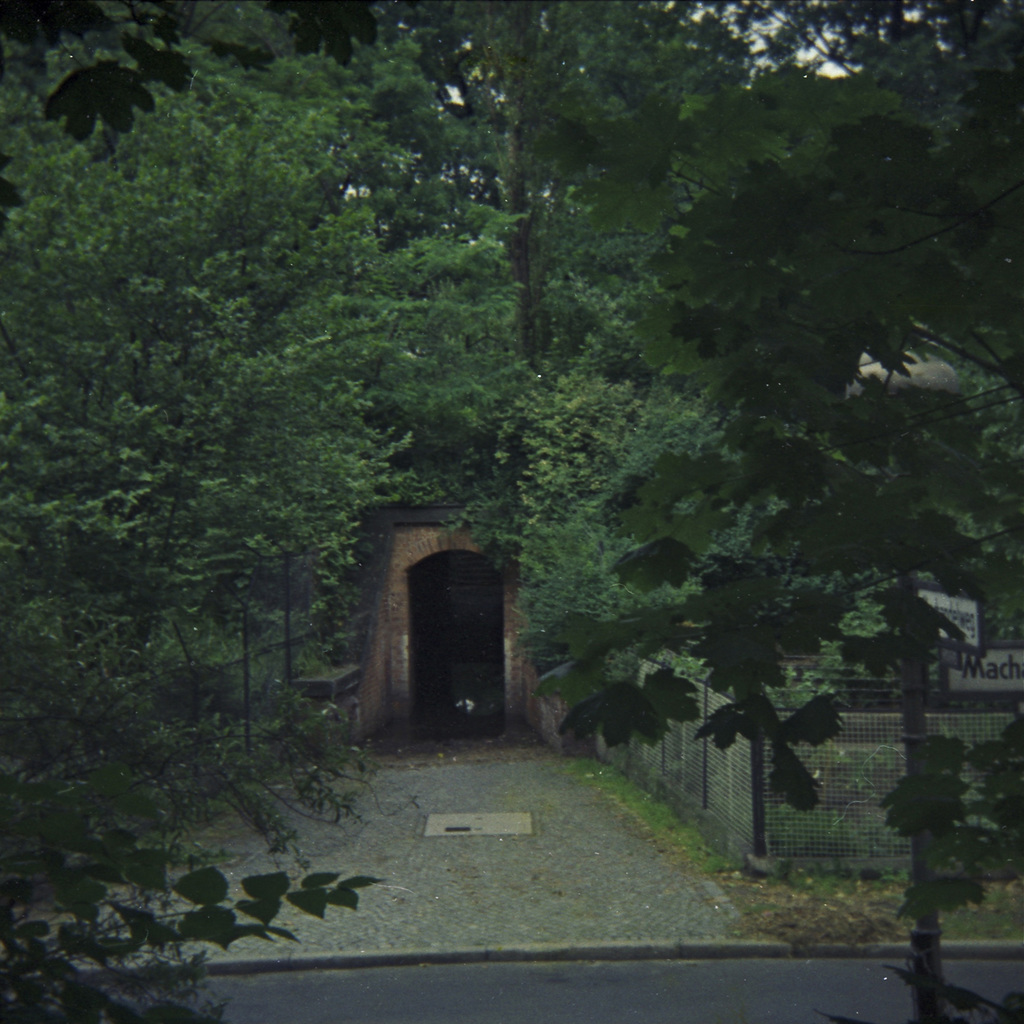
[409,549,505,738]
[349,507,547,742]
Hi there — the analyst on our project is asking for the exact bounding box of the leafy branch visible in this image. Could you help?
[1,766,380,1023]
[837,176,1024,257]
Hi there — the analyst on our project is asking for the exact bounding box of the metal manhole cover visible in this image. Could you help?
[424,813,533,836]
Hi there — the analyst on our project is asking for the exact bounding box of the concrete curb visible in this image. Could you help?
[935,941,1024,960]
[204,940,1023,976]
[796,941,1024,960]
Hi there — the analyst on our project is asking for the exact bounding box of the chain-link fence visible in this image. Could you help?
[618,679,1015,864]
[623,685,757,858]
[244,550,317,705]
[764,708,1013,860]
[154,551,318,750]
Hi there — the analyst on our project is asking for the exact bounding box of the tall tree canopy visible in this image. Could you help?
[1,8,395,1018]
[541,16,1024,900]
[5,3,1024,1021]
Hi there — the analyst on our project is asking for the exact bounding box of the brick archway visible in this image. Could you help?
[354,508,537,738]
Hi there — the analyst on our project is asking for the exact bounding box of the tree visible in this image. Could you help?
[540,39,1024,1024]
[1,6,389,1019]
[468,371,718,674]
[0,0,378,223]
[235,10,529,510]
[721,0,1024,117]
[1,763,378,1023]
[0,37,405,793]
[391,0,754,365]
[9,3,1019,1020]
[372,1,765,653]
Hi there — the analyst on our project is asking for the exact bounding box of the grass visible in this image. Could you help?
[561,756,1023,944]
[560,757,734,873]
[943,879,1023,941]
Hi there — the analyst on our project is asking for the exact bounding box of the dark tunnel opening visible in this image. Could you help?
[408,550,505,739]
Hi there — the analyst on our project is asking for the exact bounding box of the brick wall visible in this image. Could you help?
[355,516,541,738]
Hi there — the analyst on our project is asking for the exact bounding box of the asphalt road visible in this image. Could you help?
[206,958,1023,1024]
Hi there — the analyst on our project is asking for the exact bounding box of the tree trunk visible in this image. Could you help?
[486,0,540,361]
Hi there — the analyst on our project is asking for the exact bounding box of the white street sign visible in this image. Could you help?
[916,585,984,654]
[941,642,1024,697]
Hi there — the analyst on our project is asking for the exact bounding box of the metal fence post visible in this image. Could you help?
[283,550,293,687]
[750,730,767,857]
[242,601,251,754]
[701,682,710,810]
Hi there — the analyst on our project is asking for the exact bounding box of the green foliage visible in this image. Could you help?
[540,35,1024,951]
[5,7,1022,1021]
[504,369,642,528]
[391,1,755,365]
[883,718,1024,917]
[0,58,394,855]
[1,25,392,1019]
[0,1,377,220]
[1,53,405,644]
[2,652,372,851]
[545,54,1024,742]
[477,374,715,673]
[239,23,526,506]
[0,766,379,1022]
[268,1,377,65]
[724,0,1024,123]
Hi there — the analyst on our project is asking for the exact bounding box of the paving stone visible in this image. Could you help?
[206,756,737,964]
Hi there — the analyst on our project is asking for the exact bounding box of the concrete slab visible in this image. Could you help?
[424,812,533,836]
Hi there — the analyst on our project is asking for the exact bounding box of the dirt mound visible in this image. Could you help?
[724,879,907,949]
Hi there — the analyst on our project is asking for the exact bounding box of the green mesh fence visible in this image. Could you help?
[623,686,756,858]
[763,709,1014,860]
[622,684,1013,862]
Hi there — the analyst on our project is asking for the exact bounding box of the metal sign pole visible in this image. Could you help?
[899,640,943,1020]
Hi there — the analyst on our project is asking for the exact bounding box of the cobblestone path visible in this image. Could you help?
[207,751,738,963]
